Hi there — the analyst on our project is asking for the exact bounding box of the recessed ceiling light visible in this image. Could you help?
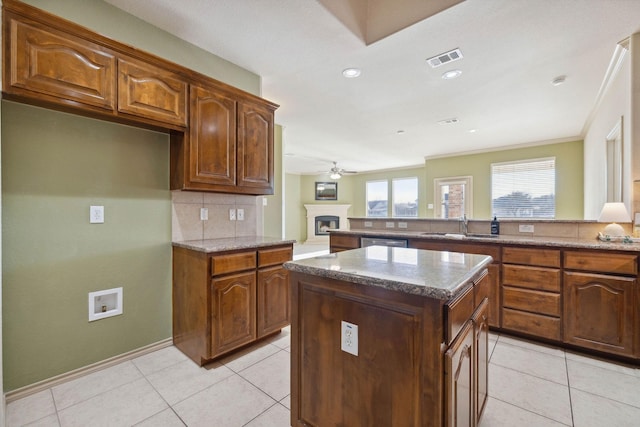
[468,129,477,133]
[342,68,361,78]
[397,130,405,135]
[442,69,462,80]
[551,75,567,86]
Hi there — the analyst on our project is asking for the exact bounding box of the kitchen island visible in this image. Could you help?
[285,246,493,427]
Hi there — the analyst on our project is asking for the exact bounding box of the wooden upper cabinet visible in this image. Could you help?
[237,100,275,193]
[117,57,187,126]
[189,84,237,186]
[7,16,116,110]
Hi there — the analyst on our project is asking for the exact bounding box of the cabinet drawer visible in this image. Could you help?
[502,308,560,341]
[258,246,292,268]
[564,251,637,275]
[502,247,560,268]
[445,285,474,344]
[502,265,560,292]
[330,234,360,249]
[211,252,256,276]
[503,286,560,317]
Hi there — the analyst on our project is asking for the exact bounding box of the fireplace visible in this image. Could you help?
[304,204,351,244]
[315,215,339,235]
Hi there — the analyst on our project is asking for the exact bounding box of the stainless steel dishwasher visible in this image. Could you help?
[360,237,408,248]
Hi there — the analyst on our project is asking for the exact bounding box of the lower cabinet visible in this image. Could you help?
[445,322,475,427]
[257,265,290,338]
[563,271,635,357]
[445,274,490,427]
[211,272,256,356]
[173,244,292,365]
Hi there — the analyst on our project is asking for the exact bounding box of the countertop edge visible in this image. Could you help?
[331,229,640,252]
[172,237,296,253]
[285,254,493,301]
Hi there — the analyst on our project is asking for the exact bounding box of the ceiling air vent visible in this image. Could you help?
[427,48,463,68]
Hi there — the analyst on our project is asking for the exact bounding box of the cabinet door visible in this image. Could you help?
[473,299,489,422]
[8,18,116,110]
[211,271,256,357]
[117,57,187,126]
[445,321,475,427]
[563,272,635,357]
[189,85,237,186]
[257,266,290,338]
[237,100,274,193]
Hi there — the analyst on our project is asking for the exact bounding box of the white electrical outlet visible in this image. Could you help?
[341,321,358,356]
[237,208,245,221]
[364,221,373,228]
[519,224,534,233]
[229,208,236,221]
[427,203,434,209]
[385,222,395,228]
[262,198,268,206]
[398,222,408,229]
[200,208,208,221]
[89,205,104,224]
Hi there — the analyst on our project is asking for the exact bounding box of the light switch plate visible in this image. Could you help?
[200,208,208,221]
[341,321,358,356]
[237,209,245,221]
[364,221,373,228]
[398,222,408,229]
[90,205,104,224]
[519,224,534,233]
[385,222,395,228]
[229,209,236,221]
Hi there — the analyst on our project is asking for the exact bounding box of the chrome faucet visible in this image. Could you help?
[460,214,468,235]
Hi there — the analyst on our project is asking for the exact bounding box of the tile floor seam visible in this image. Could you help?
[234,369,283,406]
[157,368,238,408]
[51,360,144,412]
[564,349,576,427]
[488,359,569,387]
[489,396,574,427]
[567,356,640,379]
[570,386,640,411]
[221,343,281,374]
[496,339,567,360]
[135,375,176,420]
[240,401,281,426]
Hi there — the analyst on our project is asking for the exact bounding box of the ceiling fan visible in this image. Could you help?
[326,161,357,179]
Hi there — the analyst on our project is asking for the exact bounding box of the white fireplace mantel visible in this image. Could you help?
[304,204,351,244]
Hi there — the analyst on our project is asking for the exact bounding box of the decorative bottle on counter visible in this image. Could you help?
[491,216,500,235]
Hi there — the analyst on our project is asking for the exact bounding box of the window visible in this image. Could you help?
[366,180,388,217]
[434,176,472,219]
[392,177,418,217]
[491,158,555,218]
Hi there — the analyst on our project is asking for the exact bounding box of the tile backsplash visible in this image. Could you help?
[172,191,263,241]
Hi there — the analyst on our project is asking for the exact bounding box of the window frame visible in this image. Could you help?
[433,176,473,219]
[392,177,419,218]
[365,179,389,217]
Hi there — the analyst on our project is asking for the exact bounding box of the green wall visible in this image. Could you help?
[2,0,263,391]
[284,174,303,241]
[2,102,171,390]
[425,140,584,219]
[263,125,283,237]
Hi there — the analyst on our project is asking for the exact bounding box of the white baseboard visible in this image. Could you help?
[4,338,173,403]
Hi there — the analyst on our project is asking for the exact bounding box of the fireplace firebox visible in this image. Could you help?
[315,215,339,235]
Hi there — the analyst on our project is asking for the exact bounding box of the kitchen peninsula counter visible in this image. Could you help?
[285,247,493,427]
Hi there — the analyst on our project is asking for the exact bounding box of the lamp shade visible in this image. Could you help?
[598,202,631,223]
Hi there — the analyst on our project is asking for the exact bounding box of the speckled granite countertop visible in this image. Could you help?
[332,229,640,252]
[284,246,492,300]
[172,236,296,253]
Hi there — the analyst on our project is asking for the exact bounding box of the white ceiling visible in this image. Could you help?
[104,0,640,176]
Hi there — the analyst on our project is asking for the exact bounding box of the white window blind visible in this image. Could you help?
[491,158,555,218]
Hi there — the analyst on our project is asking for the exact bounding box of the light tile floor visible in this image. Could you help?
[7,328,640,426]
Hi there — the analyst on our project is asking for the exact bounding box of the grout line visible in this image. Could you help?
[565,353,575,427]
[489,396,573,427]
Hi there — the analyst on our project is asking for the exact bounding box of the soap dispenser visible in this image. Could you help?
[491,216,500,235]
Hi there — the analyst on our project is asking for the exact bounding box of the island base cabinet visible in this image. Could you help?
[290,272,445,427]
[563,272,635,357]
[445,322,474,427]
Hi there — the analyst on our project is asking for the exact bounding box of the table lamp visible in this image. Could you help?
[598,202,631,237]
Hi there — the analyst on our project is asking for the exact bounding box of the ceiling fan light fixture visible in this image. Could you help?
[330,172,342,179]
[442,69,462,80]
[342,68,361,78]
